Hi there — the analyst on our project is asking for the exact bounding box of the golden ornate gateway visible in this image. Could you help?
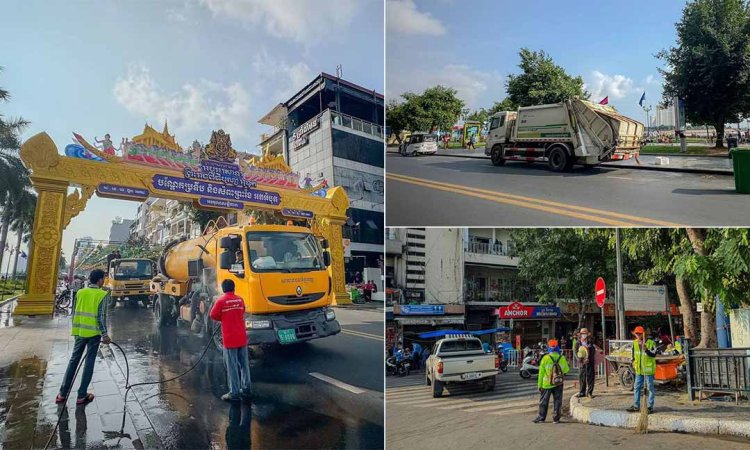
[17,130,351,315]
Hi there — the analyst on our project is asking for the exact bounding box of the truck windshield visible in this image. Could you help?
[113,260,152,280]
[439,339,484,353]
[246,231,323,273]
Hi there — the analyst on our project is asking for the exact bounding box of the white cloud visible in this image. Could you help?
[199,0,361,44]
[250,49,314,100]
[388,64,504,109]
[386,0,445,35]
[586,71,636,100]
[645,74,655,84]
[113,65,252,141]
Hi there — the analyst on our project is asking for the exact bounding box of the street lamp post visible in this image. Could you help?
[643,105,652,140]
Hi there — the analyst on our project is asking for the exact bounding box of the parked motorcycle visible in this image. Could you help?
[55,284,72,310]
[498,352,508,373]
[519,348,541,379]
[386,356,412,377]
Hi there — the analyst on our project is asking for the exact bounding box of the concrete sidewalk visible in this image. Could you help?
[387,147,735,175]
[0,300,159,449]
[569,383,750,439]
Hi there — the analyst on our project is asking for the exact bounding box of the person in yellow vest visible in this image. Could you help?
[55,269,111,406]
[674,336,683,354]
[533,338,570,424]
[626,325,657,414]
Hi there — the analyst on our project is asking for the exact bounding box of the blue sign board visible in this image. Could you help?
[281,208,314,219]
[400,305,445,315]
[183,159,257,189]
[198,197,244,210]
[531,306,561,318]
[97,183,149,199]
[152,175,280,206]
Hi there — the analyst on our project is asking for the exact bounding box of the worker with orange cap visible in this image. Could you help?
[626,326,657,414]
[533,338,569,424]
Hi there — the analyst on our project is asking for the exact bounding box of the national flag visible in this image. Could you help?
[599,96,609,105]
[639,92,646,107]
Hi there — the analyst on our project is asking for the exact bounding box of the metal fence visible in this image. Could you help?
[685,339,750,404]
[330,110,384,139]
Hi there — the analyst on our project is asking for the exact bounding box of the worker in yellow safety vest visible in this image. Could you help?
[55,269,111,406]
[626,325,657,414]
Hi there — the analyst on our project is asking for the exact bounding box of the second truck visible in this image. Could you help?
[150,220,341,348]
[484,97,644,171]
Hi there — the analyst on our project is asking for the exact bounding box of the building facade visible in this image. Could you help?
[109,218,135,243]
[259,73,384,283]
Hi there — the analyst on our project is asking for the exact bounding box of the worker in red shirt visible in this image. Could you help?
[210,279,252,402]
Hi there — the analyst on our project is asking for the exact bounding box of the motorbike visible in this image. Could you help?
[386,356,412,377]
[55,284,72,310]
[498,352,508,373]
[519,348,541,379]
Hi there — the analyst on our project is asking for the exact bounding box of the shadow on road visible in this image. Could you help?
[672,188,738,196]
[422,160,618,178]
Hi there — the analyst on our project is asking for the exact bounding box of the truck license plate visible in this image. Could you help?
[461,372,481,380]
[277,328,297,344]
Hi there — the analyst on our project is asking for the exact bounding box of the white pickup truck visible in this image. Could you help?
[425,335,499,397]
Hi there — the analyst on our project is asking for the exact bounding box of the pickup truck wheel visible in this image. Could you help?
[548,146,570,172]
[486,376,497,391]
[432,379,444,398]
[425,370,431,386]
[490,146,505,166]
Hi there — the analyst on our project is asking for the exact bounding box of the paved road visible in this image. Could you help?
[104,304,384,449]
[386,372,750,449]
[386,154,750,226]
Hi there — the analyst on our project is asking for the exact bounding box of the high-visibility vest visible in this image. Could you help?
[674,340,683,354]
[71,287,107,337]
[633,339,656,376]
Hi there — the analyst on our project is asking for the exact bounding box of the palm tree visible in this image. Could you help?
[9,190,35,281]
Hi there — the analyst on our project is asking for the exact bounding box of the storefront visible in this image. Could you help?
[476,301,562,348]
[389,304,465,352]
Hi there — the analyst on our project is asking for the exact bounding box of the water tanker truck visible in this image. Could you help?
[150,222,340,347]
[105,258,156,308]
[484,98,644,171]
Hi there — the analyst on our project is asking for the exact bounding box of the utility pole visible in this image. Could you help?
[615,229,625,339]
[643,105,652,140]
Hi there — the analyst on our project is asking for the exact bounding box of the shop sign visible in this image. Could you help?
[624,284,667,312]
[291,116,320,150]
[152,174,281,205]
[184,159,257,189]
[498,301,561,319]
[97,183,148,199]
[400,304,445,315]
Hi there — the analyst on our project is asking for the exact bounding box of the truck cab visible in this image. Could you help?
[105,258,155,308]
[485,111,516,150]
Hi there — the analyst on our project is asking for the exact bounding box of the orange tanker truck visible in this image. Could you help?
[150,221,340,347]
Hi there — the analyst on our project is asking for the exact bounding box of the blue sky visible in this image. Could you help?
[1,0,383,264]
[386,0,687,121]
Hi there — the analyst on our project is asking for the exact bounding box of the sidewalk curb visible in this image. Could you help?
[388,151,735,177]
[569,396,750,439]
[641,152,732,158]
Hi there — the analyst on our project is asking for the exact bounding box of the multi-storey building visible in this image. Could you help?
[258,73,384,283]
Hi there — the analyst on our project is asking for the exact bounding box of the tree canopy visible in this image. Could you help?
[658,0,750,147]
[506,49,589,107]
[386,85,464,137]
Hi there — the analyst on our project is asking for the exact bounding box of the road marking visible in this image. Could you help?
[342,328,383,341]
[607,176,634,181]
[309,372,366,394]
[387,172,682,227]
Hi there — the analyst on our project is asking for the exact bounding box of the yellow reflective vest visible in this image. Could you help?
[537,352,570,389]
[71,287,107,337]
[633,339,656,376]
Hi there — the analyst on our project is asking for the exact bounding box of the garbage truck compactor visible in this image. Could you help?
[150,224,341,346]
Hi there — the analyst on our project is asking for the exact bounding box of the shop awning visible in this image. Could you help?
[396,316,465,326]
[417,327,511,339]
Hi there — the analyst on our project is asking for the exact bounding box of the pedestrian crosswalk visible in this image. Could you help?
[386,371,578,417]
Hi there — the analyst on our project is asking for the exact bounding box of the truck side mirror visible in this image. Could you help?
[219,236,234,250]
[321,239,329,249]
[219,250,235,270]
[323,251,331,267]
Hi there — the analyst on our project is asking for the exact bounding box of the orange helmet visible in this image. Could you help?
[633,326,645,334]
[548,338,559,347]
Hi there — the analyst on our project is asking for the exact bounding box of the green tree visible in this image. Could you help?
[8,190,35,281]
[506,49,589,107]
[386,100,409,144]
[658,0,750,148]
[488,98,517,114]
[391,85,465,135]
[466,108,489,124]
[510,228,615,329]
[187,204,223,232]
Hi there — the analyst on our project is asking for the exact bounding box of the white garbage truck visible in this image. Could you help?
[484,98,644,171]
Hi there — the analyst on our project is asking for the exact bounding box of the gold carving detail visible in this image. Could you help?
[63,185,96,229]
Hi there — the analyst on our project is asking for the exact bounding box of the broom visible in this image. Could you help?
[635,338,649,433]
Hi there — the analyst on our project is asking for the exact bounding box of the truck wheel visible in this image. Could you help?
[432,379,444,398]
[547,146,570,172]
[490,146,505,166]
[425,369,431,386]
[155,294,172,327]
[486,376,497,391]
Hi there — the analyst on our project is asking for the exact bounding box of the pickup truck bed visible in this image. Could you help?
[425,336,499,397]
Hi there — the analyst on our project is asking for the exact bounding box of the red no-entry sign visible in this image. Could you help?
[595,277,606,308]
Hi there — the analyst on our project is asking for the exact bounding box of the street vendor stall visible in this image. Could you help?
[606,339,685,390]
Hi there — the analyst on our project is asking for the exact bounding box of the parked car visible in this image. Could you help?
[425,335,499,397]
[400,132,438,156]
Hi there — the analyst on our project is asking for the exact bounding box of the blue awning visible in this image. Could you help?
[417,327,511,339]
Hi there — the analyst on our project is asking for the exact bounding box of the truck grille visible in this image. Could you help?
[268,292,325,306]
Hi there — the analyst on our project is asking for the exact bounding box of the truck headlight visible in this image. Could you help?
[325,309,336,321]
[246,320,271,329]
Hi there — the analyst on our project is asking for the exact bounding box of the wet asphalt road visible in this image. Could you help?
[105,304,384,449]
[386,153,750,227]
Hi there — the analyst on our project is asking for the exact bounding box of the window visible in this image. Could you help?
[112,260,152,280]
[246,232,323,273]
[438,339,483,354]
[499,115,506,127]
[490,117,500,130]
